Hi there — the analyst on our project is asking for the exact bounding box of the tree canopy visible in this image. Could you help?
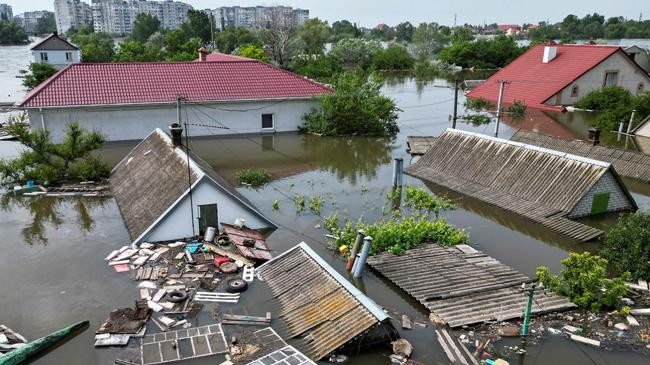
[297,18,331,54]
[35,13,56,35]
[23,62,58,90]
[132,13,160,42]
[436,35,525,69]
[0,21,29,45]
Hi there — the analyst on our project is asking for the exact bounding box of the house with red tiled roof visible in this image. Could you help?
[17,50,332,142]
[467,43,650,112]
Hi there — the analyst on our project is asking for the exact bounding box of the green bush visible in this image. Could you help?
[372,44,415,71]
[235,168,271,187]
[23,63,59,90]
[601,212,650,281]
[536,252,629,312]
[289,54,343,83]
[464,97,494,111]
[575,87,649,131]
[404,186,455,217]
[436,35,526,69]
[506,100,527,118]
[69,155,110,181]
[302,71,399,136]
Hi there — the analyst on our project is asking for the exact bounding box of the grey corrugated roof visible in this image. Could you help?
[405,129,624,241]
[31,33,79,51]
[367,243,576,327]
[513,129,650,183]
[256,242,388,361]
[110,129,273,242]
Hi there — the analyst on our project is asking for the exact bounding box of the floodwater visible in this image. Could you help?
[0,37,41,103]
[2,59,650,364]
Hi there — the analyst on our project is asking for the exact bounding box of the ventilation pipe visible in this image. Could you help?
[543,41,558,63]
[169,123,183,146]
[198,47,207,62]
[588,128,601,146]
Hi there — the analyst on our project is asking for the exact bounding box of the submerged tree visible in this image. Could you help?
[22,62,58,90]
[0,113,110,185]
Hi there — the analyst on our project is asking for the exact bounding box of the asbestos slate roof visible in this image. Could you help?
[30,33,79,51]
[366,243,576,327]
[405,129,614,241]
[18,60,332,108]
[256,242,388,361]
[512,129,650,183]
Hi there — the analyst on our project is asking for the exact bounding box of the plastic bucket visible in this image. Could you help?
[205,227,216,242]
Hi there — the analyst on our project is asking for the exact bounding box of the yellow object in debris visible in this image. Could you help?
[339,245,349,254]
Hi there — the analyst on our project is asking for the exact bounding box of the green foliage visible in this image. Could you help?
[462,114,491,126]
[215,27,259,54]
[302,71,399,136]
[293,195,305,214]
[35,13,56,35]
[575,87,649,131]
[289,54,342,83]
[236,44,269,62]
[113,40,164,62]
[450,27,474,43]
[602,212,650,281]
[0,114,108,185]
[22,62,58,90]
[329,38,381,70]
[235,168,271,188]
[464,97,495,111]
[69,27,115,62]
[132,13,160,42]
[331,20,362,42]
[181,9,212,43]
[272,199,280,211]
[437,35,525,69]
[372,44,415,71]
[411,22,449,60]
[309,195,323,215]
[536,252,630,312]
[0,20,29,45]
[506,100,527,118]
[395,22,415,42]
[326,215,469,256]
[404,186,455,218]
[297,18,331,54]
[621,306,631,317]
[528,14,650,41]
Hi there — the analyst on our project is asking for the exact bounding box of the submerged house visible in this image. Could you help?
[406,129,637,241]
[30,32,81,69]
[110,126,275,245]
[17,51,332,142]
[467,43,650,110]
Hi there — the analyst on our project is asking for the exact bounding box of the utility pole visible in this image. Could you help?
[521,283,539,337]
[454,13,457,27]
[452,79,459,128]
[178,96,196,237]
[494,80,509,138]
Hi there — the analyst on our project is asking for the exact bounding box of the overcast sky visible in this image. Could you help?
[7,0,650,27]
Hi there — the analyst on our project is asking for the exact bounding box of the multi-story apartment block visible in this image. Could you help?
[54,0,93,34]
[0,3,13,21]
[20,11,55,34]
[212,6,309,30]
[91,0,191,35]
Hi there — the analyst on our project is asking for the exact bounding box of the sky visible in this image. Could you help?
[6,0,650,27]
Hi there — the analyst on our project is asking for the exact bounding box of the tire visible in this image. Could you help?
[166,290,188,303]
[226,278,248,293]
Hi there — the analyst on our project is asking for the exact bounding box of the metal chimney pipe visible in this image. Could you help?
[169,123,183,146]
[346,230,365,272]
[352,236,373,278]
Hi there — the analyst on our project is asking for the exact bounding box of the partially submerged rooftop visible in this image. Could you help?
[405,129,637,241]
[367,243,576,327]
[256,242,391,361]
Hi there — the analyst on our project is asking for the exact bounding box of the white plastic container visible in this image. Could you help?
[204,227,216,242]
[234,218,245,229]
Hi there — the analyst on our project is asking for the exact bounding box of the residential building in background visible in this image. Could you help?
[212,5,309,30]
[91,0,192,34]
[30,32,81,68]
[18,11,55,34]
[0,3,12,21]
[54,0,93,34]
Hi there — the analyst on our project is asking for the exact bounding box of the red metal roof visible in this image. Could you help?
[19,60,332,108]
[202,52,251,62]
[467,44,622,111]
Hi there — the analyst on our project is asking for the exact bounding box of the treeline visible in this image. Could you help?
[0,20,29,45]
[529,13,650,41]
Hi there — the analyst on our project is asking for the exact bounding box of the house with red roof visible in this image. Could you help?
[467,43,650,112]
[17,49,332,142]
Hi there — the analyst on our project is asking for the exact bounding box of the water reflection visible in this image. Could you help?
[0,195,110,244]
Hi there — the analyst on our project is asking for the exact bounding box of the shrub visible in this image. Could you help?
[309,195,323,215]
[329,38,382,70]
[575,87,649,131]
[23,63,59,90]
[536,252,629,312]
[404,186,455,218]
[289,54,342,83]
[235,168,271,188]
[437,35,526,69]
[302,71,399,136]
[601,212,650,281]
[372,44,415,71]
[293,195,305,214]
[506,100,527,118]
[464,97,494,111]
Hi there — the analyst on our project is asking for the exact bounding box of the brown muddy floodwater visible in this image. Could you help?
[1,76,650,364]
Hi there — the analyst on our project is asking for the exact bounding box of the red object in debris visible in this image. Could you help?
[113,264,130,272]
[481,352,493,360]
[214,257,230,267]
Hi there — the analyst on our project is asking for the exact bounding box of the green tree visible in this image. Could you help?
[330,38,381,70]
[411,22,448,60]
[0,114,109,184]
[372,43,414,70]
[181,9,212,43]
[113,40,164,62]
[395,22,415,42]
[69,27,115,62]
[215,27,258,54]
[575,86,650,131]
[0,21,29,45]
[302,71,399,136]
[289,54,342,83]
[602,212,650,281]
[437,35,524,69]
[331,20,361,41]
[35,13,56,35]
[22,62,58,90]
[450,26,473,43]
[297,18,331,54]
[236,44,269,62]
[132,13,160,42]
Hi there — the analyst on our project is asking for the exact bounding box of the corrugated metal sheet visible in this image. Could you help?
[256,243,387,361]
[406,136,436,155]
[367,244,576,328]
[222,223,273,261]
[405,129,613,241]
[512,130,650,183]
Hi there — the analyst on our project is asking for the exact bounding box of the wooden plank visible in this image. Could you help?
[440,328,469,365]
[203,243,254,267]
[570,334,600,347]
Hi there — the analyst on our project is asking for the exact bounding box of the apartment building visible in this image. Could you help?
[212,6,309,30]
[54,0,93,33]
[20,11,55,34]
[0,3,13,21]
[91,0,192,34]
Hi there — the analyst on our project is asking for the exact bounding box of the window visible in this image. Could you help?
[40,52,48,61]
[638,82,645,94]
[571,85,579,97]
[65,52,73,61]
[603,71,618,87]
[261,113,274,129]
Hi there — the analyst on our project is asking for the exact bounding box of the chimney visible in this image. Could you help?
[198,47,207,62]
[169,123,183,146]
[588,128,601,146]
[543,42,557,63]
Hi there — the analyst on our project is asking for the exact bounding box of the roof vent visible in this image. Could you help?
[543,44,557,63]
[198,47,207,62]
[169,123,183,146]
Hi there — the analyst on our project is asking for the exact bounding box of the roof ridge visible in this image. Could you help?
[445,128,611,168]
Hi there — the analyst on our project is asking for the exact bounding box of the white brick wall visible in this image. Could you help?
[568,169,634,218]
